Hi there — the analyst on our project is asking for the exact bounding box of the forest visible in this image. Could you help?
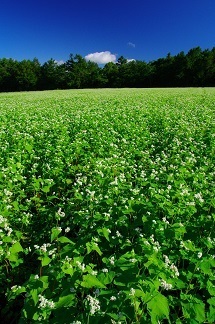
[0,46,215,92]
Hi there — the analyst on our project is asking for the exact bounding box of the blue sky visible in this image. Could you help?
[0,0,214,64]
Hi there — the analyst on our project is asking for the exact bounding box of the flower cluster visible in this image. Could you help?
[86,295,100,315]
[76,260,86,272]
[38,294,55,309]
[160,279,173,291]
[163,255,179,278]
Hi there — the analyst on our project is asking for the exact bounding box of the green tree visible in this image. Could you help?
[85,60,106,88]
[40,59,66,90]
[65,54,88,88]
[102,62,120,87]
[0,58,19,91]
[185,47,204,86]
[117,55,127,65]
[16,59,40,91]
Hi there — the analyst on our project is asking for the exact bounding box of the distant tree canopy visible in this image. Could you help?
[0,46,215,92]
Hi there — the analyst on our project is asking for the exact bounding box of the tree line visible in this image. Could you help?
[0,46,215,92]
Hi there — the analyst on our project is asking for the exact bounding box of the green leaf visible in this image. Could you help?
[25,143,33,153]
[181,297,205,323]
[61,265,74,276]
[12,201,19,210]
[8,253,19,263]
[114,270,137,287]
[41,185,51,193]
[102,227,110,241]
[8,242,23,265]
[86,242,102,256]
[116,254,138,271]
[172,223,186,238]
[183,240,196,251]
[30,289,39,305]
[41,256,51,267]
[193,300,205,323]
[208,297,215,323]
[40,276,49,287]
[10,242,23,254]
[56,294,75,308]
[147,293,170,323]
[16,162,22,168]
[58,236,74,244]
[207,280,215,296]
[51,228,61,242]
[66,179,72,184]
[200,260,212,275]
[208,297,215,306]
[97,271,115,285]
[3,236,13,243]
[97,227,110,241]
[33,178,41,190]
[15,230,23,240]
[134,289,146,298]
[81,274,106,288]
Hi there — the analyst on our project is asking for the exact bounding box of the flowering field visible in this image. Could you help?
[0,88,215,323]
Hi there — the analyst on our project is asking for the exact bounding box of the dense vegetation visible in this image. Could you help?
[0,46,215,92]
[0,88,215,323]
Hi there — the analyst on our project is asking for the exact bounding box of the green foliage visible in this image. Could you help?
[1,46,215,92]
[0,88,215,323]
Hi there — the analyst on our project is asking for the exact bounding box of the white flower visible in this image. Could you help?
[0,215,7,224]
[110,296,117,301]
[162,217,169,225]
[181,189,189,196]
[129,288,135,296]
[4,189,13,196]
[129,258,137,263]
[65,227,70,233]
[86,295,100,315]
[48,248,57,256]
[194,192,204,203]
[38,294,55,309]
[40,244,47,253]
[153,246,159,252]
[4,226,13,236]
[116,231,122,238]
[160,279,172,290]
[91,270,98,276]
[163,254,170,266]
[197,252,202,259]
[144,240,150,246]
[76,261,85,271]
[102,268,108,273]
[57,208,65,217]
[110,256,115,265]
[11,285,21,291]
[186,201,196,206]
[170,264,179,277]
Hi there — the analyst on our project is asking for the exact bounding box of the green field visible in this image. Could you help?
[0,88,215,323]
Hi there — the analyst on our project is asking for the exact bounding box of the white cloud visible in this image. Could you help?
[127,42,135,48]
[127,58,136,62]
[85,51,116,64]
[54,60,64,65]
